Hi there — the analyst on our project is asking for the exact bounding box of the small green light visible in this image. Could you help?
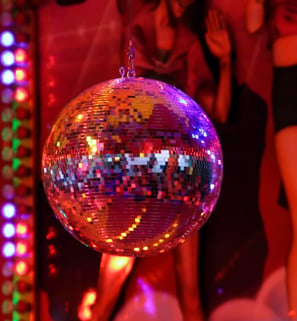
[12,119,21,132]
[12,139,21,152]
[12,291,21,304]
[57,141,60,147]
[12,158,21,171]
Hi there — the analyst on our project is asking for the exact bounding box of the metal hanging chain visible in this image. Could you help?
[118,0,136,78]
[127,0,136,77]
[127,40,135,78]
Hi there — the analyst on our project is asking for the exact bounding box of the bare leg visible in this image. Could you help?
[90,254,135,321]
[173,232,204,321]
[275,127,297,320]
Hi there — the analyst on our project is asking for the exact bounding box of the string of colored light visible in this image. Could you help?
[0,1,36,320]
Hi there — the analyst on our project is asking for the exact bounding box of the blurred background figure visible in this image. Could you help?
[245,0,266,34]
[118,0,232,123]
[269,1,297,319]
[246,0,297,319]
[90,1,232,320]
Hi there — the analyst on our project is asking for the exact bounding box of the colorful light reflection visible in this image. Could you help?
[1,69,14,85]
[14,87,29,102]
[1,51,14,66]
[16,241,28,256]
[14,48,27,63]
[15,260,29,276]
[0,31,14,47]
[2,223,15,238]
[2,242,15,258]
[15,68,27,82]
[1,88,14,103]
[1,203,16,219]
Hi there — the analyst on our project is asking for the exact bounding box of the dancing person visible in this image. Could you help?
[269,1,297,319]
[246,0,297,319]
[90,1,232,320]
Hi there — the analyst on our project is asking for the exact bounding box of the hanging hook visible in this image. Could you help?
[118,0,136,78]
[119,66,126,78]
[127,40,135,78]
[127,0,136,78]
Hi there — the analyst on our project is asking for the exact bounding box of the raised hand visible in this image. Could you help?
[205,9,232,62]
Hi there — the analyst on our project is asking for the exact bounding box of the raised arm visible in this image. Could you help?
[205,9,232,124]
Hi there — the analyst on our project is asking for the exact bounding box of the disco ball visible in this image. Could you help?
[42,77,223,257]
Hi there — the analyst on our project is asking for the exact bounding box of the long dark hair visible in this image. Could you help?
[116,0,160,16]
[116,0,209,32]
[183,0,208,33]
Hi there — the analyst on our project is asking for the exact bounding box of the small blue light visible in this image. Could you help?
[217,287,223,295]
[1,70,14,85]
[1,51,14,66]
[191,133,199,139]
[1,88,14,103]
[199,128,208,137]
[1,12,13,27]
[1,203,16,219]
[0,31,15,47]
[2,261,14,277]
[2,242,15,258]
[178,97,188,105]
[2,223,15,238]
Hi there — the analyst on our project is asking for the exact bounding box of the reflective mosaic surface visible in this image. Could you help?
[42,77,223,257]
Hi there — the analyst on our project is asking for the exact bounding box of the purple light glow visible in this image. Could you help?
[2,261,14,277]
[1,69,14,85]
[2,184,15,200]
[2,242,15,258]
[1,50,14,66]
[1,203,16,218]
[137,278,156,316]
[2,223,15,238]
[1,12,13,27]
[0,31,14,47]
[1,88,14,103]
